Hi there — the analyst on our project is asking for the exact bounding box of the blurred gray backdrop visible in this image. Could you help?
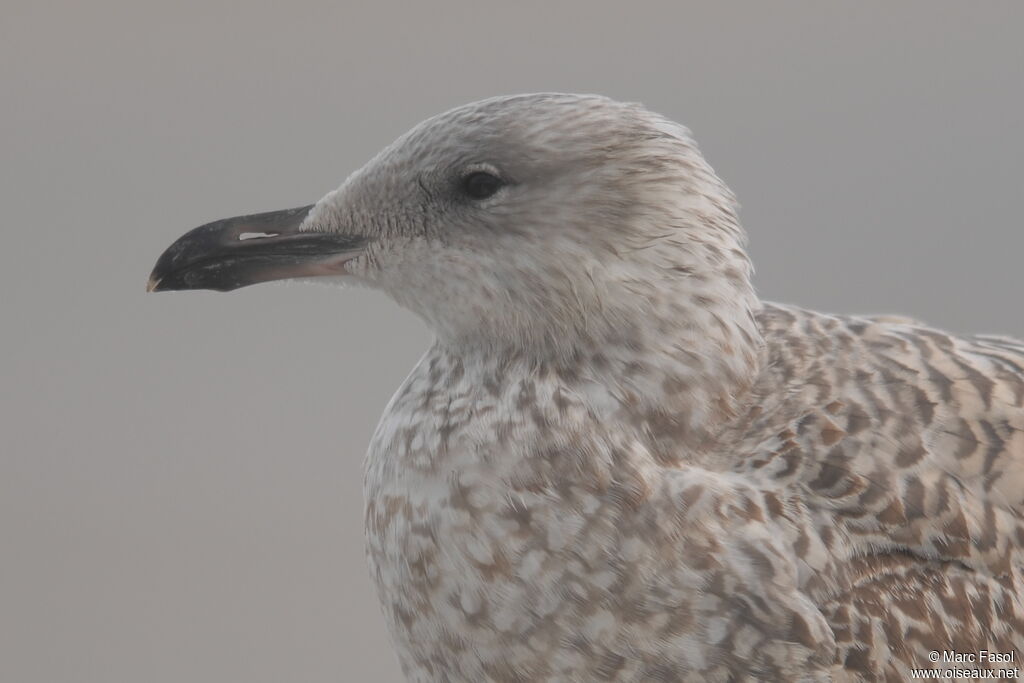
[2,1,1022,681]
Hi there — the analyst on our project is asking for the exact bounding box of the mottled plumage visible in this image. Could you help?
[364,304,1024,681]
[151,93,1024,681]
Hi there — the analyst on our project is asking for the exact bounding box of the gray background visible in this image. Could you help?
[2,1,1022,681]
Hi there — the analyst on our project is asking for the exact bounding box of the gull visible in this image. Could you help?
[149,93,1024,681]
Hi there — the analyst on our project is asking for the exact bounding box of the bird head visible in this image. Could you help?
[149,94,758,364]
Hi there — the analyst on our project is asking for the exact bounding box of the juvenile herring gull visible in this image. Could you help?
[149,94,1024,681]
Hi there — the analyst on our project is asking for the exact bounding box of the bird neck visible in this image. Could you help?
[439,280,765,458]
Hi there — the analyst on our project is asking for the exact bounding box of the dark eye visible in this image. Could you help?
[461,171,504,200]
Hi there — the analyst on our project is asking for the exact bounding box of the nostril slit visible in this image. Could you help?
[239,232,280,241]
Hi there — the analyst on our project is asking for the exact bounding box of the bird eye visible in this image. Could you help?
[461,171,504,200]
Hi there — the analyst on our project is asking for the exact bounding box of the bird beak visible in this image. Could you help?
[147,205,368,292]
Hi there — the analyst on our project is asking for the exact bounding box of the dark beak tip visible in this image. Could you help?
[146,204,367,294]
